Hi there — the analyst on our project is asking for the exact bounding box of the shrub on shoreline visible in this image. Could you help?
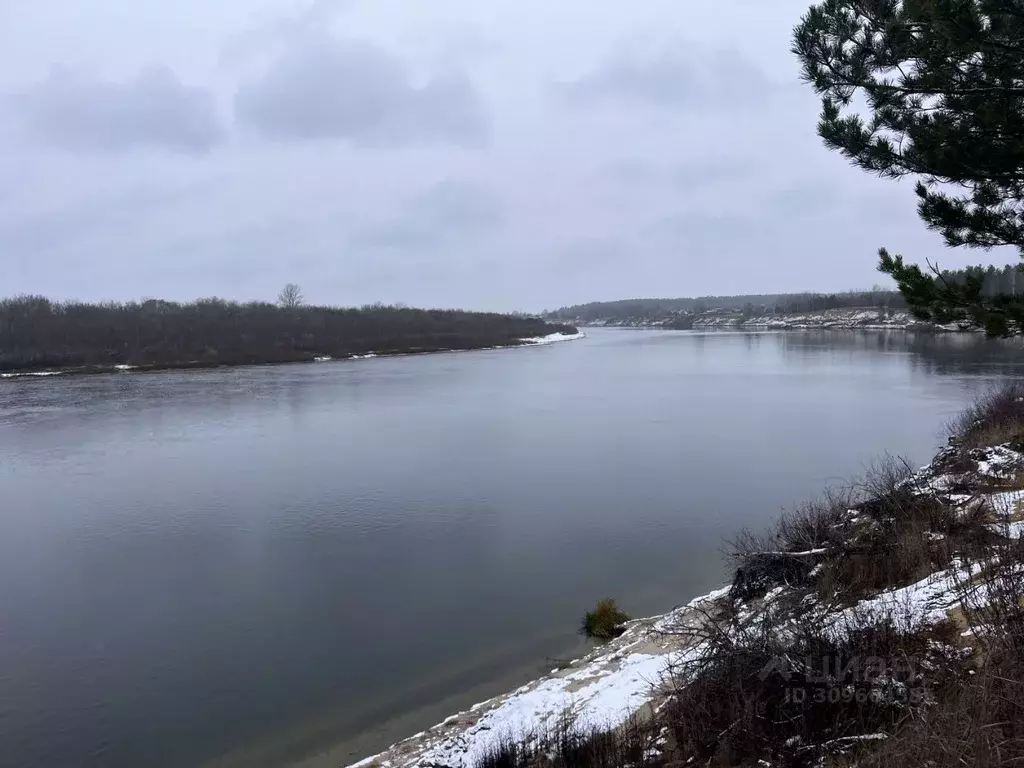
[581,599,630,640]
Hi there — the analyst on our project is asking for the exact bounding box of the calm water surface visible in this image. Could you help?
[1,329,1021,768]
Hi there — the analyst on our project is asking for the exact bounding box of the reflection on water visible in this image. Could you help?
[778,330,1024,377]
[0,329,1020,768]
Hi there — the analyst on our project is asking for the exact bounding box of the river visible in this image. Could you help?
[0,329,1021,768]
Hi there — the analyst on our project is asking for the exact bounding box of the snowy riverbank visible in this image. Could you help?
[700,308,918,330]
[520,331,587,345]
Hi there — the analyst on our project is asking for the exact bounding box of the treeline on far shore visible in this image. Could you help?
[546,289,908,324]
[0,295,577,373]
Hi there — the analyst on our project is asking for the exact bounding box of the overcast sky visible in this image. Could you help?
[0,0,982,311]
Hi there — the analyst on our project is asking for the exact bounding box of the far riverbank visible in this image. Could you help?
[574,307,954,332]
[0,294,577,377]
[0,330,584,380]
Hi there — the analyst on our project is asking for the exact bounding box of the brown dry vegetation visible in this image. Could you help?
[947,382,1024,452]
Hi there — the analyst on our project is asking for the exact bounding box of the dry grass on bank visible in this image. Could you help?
[729,451,1005,607]
[947,382,1024,452]
[663,609,967,767]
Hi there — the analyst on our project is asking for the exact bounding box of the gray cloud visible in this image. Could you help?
[234,37,489,146]
[352,180,503,251]
[561,46,778,110]
[12,67,223,153]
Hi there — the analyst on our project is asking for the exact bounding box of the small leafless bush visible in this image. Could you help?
[728,489,853,601]
[855,455,950,526]
[776,488,858,554]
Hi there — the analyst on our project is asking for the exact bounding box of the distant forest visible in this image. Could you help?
[0,296,577,373]
[546,290,907,324]
[937,263,1024,297]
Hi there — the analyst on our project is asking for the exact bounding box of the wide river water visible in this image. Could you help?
[1,329,1022,768]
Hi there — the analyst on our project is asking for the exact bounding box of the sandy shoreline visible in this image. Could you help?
[198,630,591,768]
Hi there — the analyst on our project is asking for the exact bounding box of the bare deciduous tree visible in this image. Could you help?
[278,283,304,308]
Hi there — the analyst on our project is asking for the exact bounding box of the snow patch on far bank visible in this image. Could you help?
[520,331,586,346]
[0,370,65,378]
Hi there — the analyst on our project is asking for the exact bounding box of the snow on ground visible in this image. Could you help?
[977,445,1024,478]
[1004,522,1024,539]
[828,564,978,634]
[652,585,732,633]
[520,332,587,346]
[917,444,1024,497]
[417,651,669,768]
[980,488,1024,538]
[350,353,378,360]
[984,489,1024,521]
